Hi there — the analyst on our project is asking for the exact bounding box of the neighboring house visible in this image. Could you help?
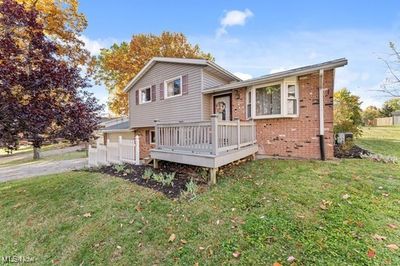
[101,57,347,179]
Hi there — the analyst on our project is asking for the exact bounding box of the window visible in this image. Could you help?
[165,76,182,98]
[246,90,252,119]
[150,130,156,144]
[286,84,298,115]
[140,87,151,104]
[247,77,299,119]
[255,84,281,116]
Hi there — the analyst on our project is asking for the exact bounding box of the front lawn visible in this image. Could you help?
[1,159,399,265]
[357,126,400,157]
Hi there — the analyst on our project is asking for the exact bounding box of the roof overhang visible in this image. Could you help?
[101,129,132,133]
[123,57,241,93]
[203,58,348,94]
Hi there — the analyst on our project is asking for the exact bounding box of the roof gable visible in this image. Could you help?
[123,57,241,93]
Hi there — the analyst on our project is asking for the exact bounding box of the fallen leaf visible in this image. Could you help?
[180,239,187,244]
[232,251,241,258]
[367,248,376,258]
[287,256,296,263]
[342,194,350,200]
[382,192,390,197]
[386,244,399,251]
[194,263,199,266]
[83,212,91,218]
[272,262,282,266]
[388,224,397,229]
[116,245,121,249]
[129,219,135,224]
[168,233,176,242]
[199,246,205,251]
[372,234,387,241]
[319,200,332,210]
[52,259,60,264]
[216,220,220,225]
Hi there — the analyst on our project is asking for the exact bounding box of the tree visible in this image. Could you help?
[362,106,382,125]
[334,88,363,137]
[16,0,89,66]
[380,42,400,97]
[381,98,400,117]
[91,32,214,115]
[0,0,102,158]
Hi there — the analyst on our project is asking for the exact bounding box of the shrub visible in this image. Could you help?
[183,179,198,200]
[142,168,153,180]
[113,164,126,174]
[162,172,175,187]
[152,173,165,183]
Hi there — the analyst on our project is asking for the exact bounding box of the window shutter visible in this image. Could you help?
[145,130,150,144]
[182,74,189,95]
[135,90,139,105]
[151,85,156,102]
[159,82,164,100]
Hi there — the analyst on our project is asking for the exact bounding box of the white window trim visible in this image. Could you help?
[248,78,299,119]
[246,88,252,120]
[164,76,182,99]
[149,130,156,144]
[284,80,299,116]
[139,86,152,104]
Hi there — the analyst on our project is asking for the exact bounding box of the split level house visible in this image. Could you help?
[101,57,347,181]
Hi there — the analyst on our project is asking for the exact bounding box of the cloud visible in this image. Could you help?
[234,72,253,80]
[217,9,253,36]
[79,35,119,55]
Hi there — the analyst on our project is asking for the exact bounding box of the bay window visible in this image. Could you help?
[247,77,299,119]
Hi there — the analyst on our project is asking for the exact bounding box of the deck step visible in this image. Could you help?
[143,157,154,165]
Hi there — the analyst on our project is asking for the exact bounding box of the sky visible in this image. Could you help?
[79,0,400,110]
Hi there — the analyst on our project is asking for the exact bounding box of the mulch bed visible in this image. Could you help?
[95,161,209,199]
[334,144,371,159]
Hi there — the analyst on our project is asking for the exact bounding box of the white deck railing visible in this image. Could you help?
[88,136,140,167]
[155,115,256,155]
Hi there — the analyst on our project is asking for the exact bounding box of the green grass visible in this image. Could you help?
[0,150,87,168]
[357,126,400,157]
[1,159,399,265]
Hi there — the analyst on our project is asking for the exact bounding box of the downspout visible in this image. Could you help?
[318,69,327,161]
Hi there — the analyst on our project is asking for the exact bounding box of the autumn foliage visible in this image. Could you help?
[91,32,214,115]
[0,0,101,157]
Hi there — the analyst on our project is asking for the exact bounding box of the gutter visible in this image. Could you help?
[318,69,328,161]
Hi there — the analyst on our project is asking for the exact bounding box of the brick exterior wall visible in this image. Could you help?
[134,127,155,159]
[231,70,334,159]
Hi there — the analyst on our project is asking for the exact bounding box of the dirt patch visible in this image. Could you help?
[94,161,209,199]
[334,144,371,159]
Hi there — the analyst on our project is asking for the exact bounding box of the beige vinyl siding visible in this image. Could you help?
[105,132,135,142]
[129,62,203,128]
[202,70,231,119]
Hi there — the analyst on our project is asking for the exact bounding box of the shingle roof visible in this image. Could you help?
[101,121,130,132]
[203,58,348,94]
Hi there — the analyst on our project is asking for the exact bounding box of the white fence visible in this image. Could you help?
[88,136,140,167]
[155,115,256,155]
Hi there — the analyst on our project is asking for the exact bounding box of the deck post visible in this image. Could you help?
[118,136,122,161]
[135,135,140,165]
[211,114,218,155]
[154,120,159,149]
[209,167,218,185]
[153,159,159,169]
[235,118,241,150]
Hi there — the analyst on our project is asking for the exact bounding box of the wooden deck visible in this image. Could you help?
[150,115,258,183]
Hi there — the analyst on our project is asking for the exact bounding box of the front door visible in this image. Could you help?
[213,94,232,121]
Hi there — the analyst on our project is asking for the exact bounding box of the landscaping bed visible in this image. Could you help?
[94,161,209,199]
[334,144,371,158]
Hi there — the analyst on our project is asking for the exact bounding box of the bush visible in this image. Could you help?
[162,172,175,187]
[142,168,153,180]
